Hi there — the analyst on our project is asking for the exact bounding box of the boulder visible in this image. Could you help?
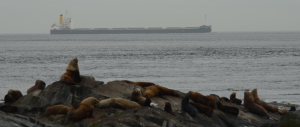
[11,76,104,117]
[0,111,63,127]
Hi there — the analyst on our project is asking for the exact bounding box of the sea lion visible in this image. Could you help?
[60,58,81,85]
[144,97,152,107]
[190,102,213,117]
[251,89,278,113]
[27,80,46,94]
[143,85,180,98]
[216,102,239,116]
[130,88,151,106]
[95,98,141,109]
[0,105,18,113]
[4,89,23,104]
[220,97,230,102]
[181,93,197,117]
[45,105,73,116]
[67,97,99,121]
[230,92,242,105]
[243,91,269,118]
[290,106,296,111]
[164,102,176,116]
[278,109,288,115]
[188,91,216,109]
[207,94,220,103]
[122,80,155,88]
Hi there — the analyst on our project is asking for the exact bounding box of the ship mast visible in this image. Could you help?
[205,15,206,25]
[66,10,68,20]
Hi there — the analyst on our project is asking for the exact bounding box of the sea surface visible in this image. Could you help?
[0,32,300,104]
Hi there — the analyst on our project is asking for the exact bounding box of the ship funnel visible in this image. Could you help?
[60,14,63,24]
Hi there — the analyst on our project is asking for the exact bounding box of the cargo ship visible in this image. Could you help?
[50,12,211,34]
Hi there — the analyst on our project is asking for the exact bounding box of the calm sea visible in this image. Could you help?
[1,32,300,104]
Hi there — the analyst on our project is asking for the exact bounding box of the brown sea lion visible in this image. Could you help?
[188,91,216,109]
[207,94,220,103]
[164,102,176,116]
[60,58,81,85]
[230,92,242,105]
[122,80,155,88]
[67,97,99,121]
[4,89,23,104]
[181,93,197,117]
[251,89,278,113]
[290,106,296,111]
[143,85,180,98]
[27,80,46,94]
[130,88,151,106]
[216,102,239,116]
[95,98,141,109]
[190,102,213,117]
[278,109,288,115]
[244,91,269,118]
[45,105,73,116]
[220,97,230,102]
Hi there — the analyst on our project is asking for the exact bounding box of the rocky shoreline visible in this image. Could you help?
[0,75,299,127]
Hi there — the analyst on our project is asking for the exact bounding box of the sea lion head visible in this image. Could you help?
[230,92,236,100]
[7,89,15,95]
[251,88,258,99]
[35,80,46,90]
[66,58,79,72]
[244,91,254,104]
[165,102,171,108]
[133,88,142,96]
[91,98,100,105]
[82,97,100,106]
[181,93,190,104]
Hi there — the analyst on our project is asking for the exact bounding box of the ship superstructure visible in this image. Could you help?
[51,11,73,30]
[50,12,211,34]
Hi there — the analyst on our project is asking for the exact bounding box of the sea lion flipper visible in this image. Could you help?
[68,110,75,116]
[115,102,129,110]
[144,97,151,107]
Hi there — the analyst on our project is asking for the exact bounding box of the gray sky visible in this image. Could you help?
[0,0,299,34]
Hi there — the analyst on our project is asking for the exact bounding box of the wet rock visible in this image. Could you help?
[0,111,63,127]
[260,110,300,127]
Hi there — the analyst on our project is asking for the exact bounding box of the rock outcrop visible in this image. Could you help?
[0,76,294,127]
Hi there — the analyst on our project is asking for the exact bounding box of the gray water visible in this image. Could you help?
[1,32,300,104]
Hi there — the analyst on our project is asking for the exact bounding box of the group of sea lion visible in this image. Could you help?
[126,82,179,116]
[4,80,46,104]
[1,78,46,113]
[181,89,297,118]
[244,89,297,118]
[1,58,298,122]
[181,91,240,117]
[46,97,99,121]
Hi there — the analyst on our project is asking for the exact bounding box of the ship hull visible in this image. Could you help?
[50,28,211,34]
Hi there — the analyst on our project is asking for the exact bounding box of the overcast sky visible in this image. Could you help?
[0,0,299,34]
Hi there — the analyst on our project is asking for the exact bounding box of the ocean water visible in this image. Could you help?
[1,32,300,104]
